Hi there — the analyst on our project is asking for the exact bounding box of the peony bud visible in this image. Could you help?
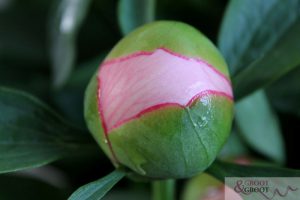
[182,158,252,200]
[84,21,233,179]
[182,173,242,200]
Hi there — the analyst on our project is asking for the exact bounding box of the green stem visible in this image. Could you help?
[152,179,175,200]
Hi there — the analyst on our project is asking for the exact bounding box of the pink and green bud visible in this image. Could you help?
[182,173,242,200]
[182,158,252,200]
[84,21,234,179]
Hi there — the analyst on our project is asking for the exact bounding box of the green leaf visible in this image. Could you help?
[233,29,300,99]
[207,160,300,181]
[267,66,300,117]
[0,87,95,173]
[103,190,150,200]
[68,170,125,200]
[118,0,156,35]
[0,174,68,200]
[49,0,92,88]
[219,0,300,100]
[235,90,285,163]
[207,160,300,200]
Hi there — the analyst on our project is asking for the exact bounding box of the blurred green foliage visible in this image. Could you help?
[1,0,300,199]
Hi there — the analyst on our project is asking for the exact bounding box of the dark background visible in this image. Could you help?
[0,0,300,199]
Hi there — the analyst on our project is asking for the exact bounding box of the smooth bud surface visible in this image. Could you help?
[84,21,233,179]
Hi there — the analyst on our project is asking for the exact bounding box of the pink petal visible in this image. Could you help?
[98,48,233,133]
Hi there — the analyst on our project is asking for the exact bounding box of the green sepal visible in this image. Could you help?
[84,74,115,165]
[106,21,230,77]
[85,74,233,179]
[108,96,233,179]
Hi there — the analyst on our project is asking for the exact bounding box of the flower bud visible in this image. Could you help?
[182,173,242,200]
[84,21,233,179]
[182,158,252,200]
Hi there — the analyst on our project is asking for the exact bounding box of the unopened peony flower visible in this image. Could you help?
[182,158,251,200]
[182,173,242,200]
[84,21,233,179]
